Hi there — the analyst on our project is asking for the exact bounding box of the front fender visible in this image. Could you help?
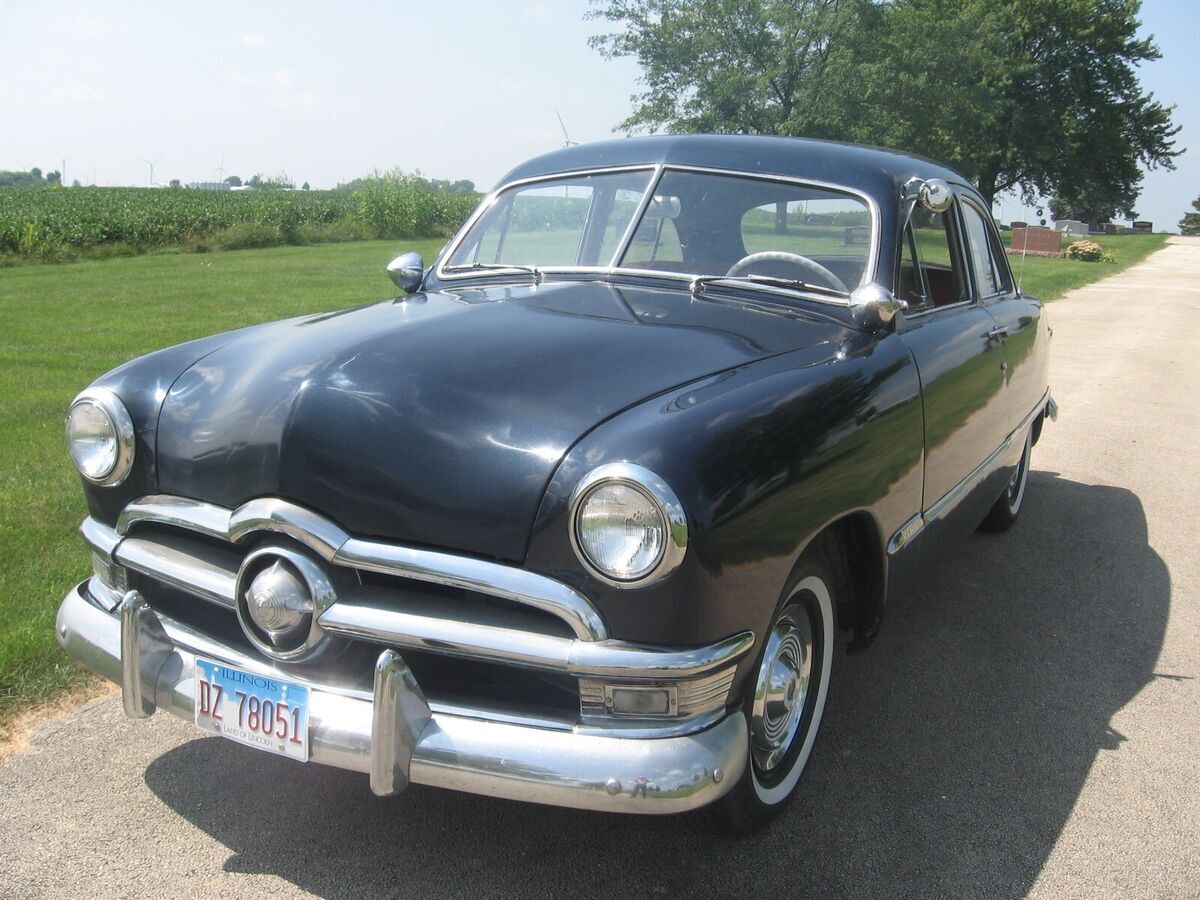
[526,332,924,659]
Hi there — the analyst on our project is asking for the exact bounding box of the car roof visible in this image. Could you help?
[497,134,971,202]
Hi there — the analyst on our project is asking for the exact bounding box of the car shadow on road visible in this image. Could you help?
[144,472,1170,899]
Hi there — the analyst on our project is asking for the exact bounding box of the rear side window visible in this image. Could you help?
[960,202,1012,297]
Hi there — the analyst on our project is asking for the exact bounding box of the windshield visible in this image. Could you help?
[443,168,873,296]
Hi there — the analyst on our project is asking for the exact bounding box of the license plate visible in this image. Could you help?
[194,658,309,761]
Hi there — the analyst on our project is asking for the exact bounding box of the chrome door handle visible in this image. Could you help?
[987,326,1009,343]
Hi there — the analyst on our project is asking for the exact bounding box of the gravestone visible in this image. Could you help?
[1133,221,1153,234]
[1056,219,1088,237]
[1009,226,1063,254]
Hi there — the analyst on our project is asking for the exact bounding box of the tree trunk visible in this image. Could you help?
[775,201,788,233]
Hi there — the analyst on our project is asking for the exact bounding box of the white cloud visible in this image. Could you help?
[50,83,100,102]
[268,68,295,87]
[239,33,267,46]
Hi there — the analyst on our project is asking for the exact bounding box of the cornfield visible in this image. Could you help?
[0,176,479,261]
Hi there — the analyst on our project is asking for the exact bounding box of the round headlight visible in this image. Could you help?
[66,389,135,486]
[569,463,688,587]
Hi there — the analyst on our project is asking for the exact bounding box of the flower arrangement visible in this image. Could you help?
[1066,240,1117,263]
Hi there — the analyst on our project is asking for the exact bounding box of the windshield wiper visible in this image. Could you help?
[443,262,543,283]
[689,273,845,299]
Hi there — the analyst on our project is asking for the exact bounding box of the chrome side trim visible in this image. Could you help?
[889,388,1052,554]
[113,495,607,642]
[56,585,747,814]
[318,596,754,680]
[923,439,1010,528]
[886,514,924,556]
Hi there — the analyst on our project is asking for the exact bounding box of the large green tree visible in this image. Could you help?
[589,0,1181,209]
[589,0,863,137]
[1181,195,1200,236]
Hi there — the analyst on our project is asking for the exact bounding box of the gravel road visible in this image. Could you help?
[3,238,1198,899]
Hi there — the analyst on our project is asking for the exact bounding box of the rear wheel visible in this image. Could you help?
[980,427,1032,532]
[706,552,836,834]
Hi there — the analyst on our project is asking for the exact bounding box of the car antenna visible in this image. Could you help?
[1016,220,1030,296]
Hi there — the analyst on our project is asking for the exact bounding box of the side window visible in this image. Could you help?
[905,206,967,310]
[961,202,1012,297]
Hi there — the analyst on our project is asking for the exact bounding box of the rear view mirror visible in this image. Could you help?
[644,195,681,219]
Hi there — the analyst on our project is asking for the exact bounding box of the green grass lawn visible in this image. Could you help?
[0,231,1173,732]
[0,238,446,732]
[1009,232,1168,300]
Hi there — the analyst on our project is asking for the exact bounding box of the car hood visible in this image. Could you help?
[156,279,851,561]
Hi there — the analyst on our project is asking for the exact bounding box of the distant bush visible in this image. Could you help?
[1066,240,1117,263]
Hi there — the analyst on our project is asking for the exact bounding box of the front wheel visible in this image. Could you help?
[979,427,1032,532]
[706,553,836,834]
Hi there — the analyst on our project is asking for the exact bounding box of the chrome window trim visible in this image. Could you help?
[66,388,136,487]
[114,494,607,642]
[433,163,881,306]
[568,462,689,589]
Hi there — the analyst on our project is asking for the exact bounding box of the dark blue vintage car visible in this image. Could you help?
[57,135,1053,832]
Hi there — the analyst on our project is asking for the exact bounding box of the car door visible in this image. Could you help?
[958,196,1047,430]
[895,198,1011,516]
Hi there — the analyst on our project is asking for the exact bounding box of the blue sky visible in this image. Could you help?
[1,0,1195,230]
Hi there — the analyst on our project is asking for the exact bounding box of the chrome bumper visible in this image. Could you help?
[56,583,747,814]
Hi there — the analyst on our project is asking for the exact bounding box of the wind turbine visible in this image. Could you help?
[214,156,226,183]
[556,110,579,148]
[140,157,159,187]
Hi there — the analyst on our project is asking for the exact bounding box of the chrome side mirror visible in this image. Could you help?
[849,283,907,332]
[386,252,425,294]
[917,178,953,213]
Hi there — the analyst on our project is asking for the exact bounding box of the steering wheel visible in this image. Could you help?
[725,251,849,294]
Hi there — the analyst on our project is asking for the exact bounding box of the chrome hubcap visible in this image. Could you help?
[751,604,814,773]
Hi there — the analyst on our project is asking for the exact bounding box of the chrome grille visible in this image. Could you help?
[80,495,754,735]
